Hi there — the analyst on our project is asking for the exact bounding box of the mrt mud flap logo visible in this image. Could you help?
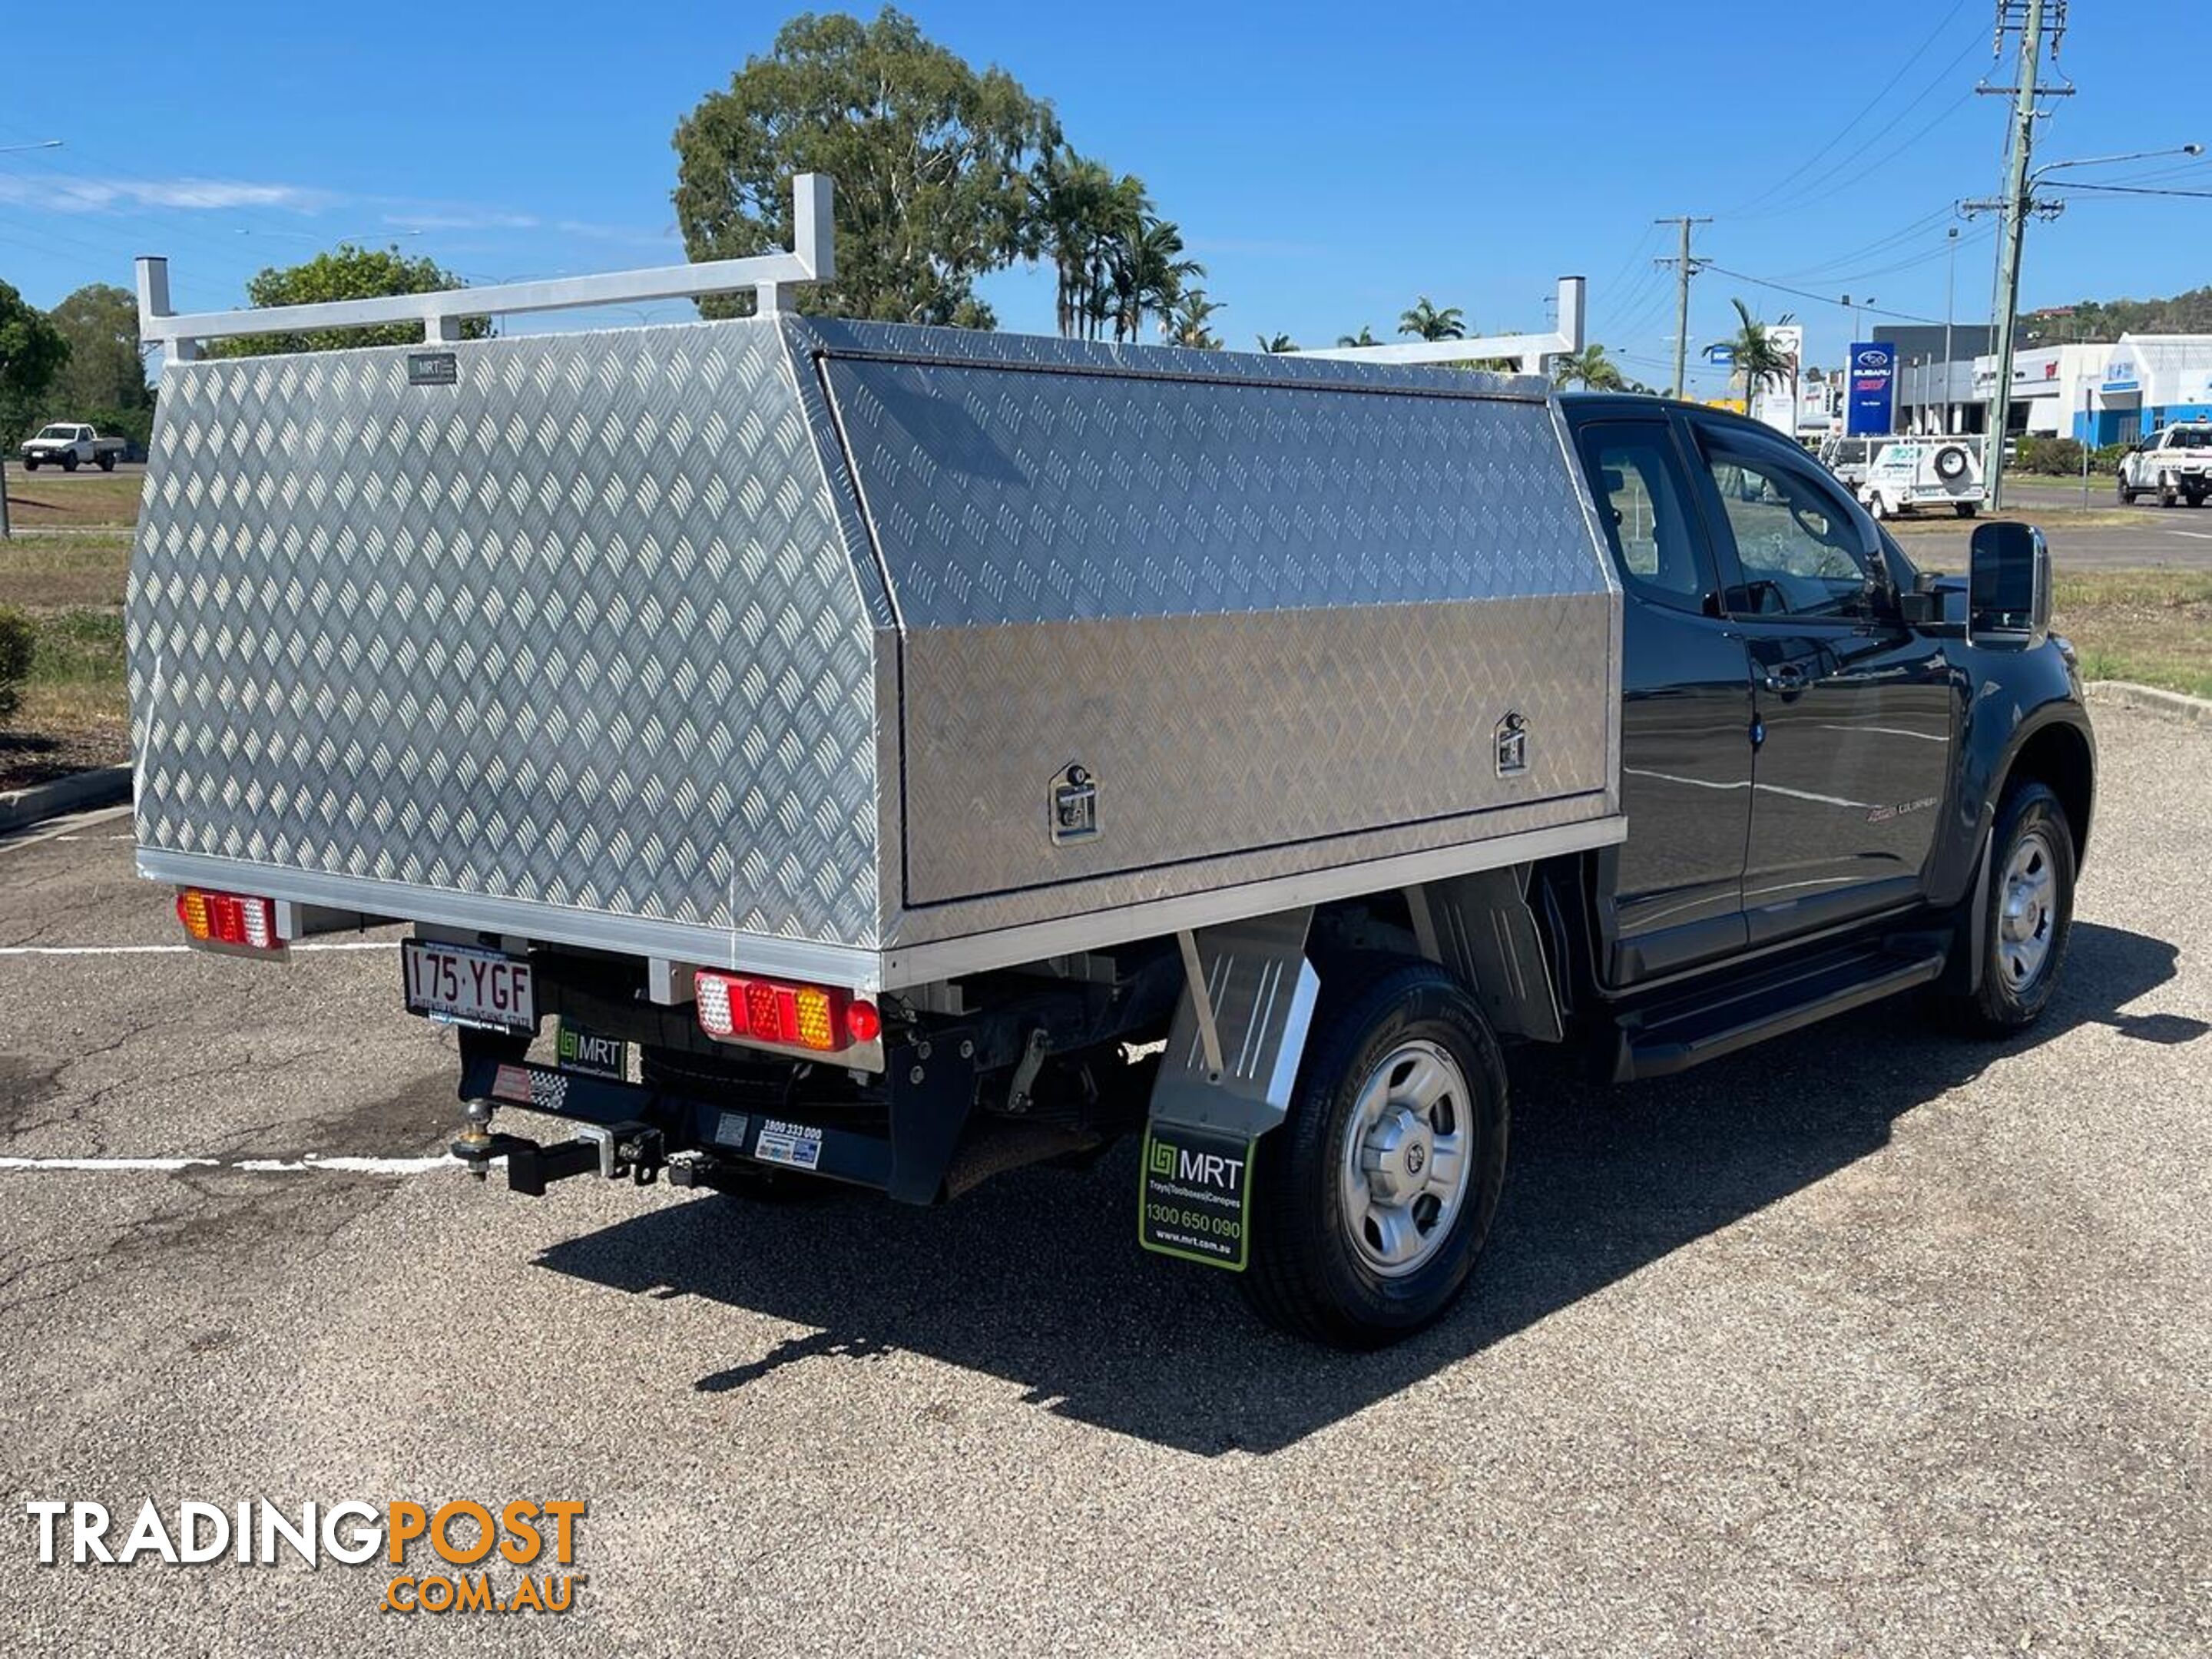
[1139,1123,1254,1271]
[25,1499,587,1617]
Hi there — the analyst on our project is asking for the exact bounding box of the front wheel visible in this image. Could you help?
[2160,476,2178,508]
[1940,780,2077,1036]
[21,456,35,472]
[1867,493,1890,521]
[2117,476,2134,505]
[60,452,78,472]
[1954,502,1978,518]
[1240,960,1508,1348]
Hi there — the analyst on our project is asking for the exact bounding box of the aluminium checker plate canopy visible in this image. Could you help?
[128,315,1624,991]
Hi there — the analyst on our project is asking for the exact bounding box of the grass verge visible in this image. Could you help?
[0,534,132,611]
[0,609,128,790]
[2051,570,2212,700]
[2,472,142,528]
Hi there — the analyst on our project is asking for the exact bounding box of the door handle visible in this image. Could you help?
[1759,662,1809,695]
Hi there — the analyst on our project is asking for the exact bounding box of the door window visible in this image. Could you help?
[1578,426,1711,614]
[1700,440,1877,619]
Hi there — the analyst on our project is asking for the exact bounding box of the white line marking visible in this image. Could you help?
[0,941,394,957]
[0,1153,485,1176]
[2164,529,2212,541]
[0,1157,219,1172]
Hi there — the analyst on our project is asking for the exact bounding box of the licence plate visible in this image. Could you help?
[402,941,536,1032]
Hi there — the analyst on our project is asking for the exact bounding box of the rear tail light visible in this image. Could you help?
[175,888,283,952]
[694,970,879,1055]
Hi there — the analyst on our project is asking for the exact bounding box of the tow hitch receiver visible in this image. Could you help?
[449,1123,664,1195]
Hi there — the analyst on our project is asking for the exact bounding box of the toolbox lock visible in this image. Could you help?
[1050,763,1100,845]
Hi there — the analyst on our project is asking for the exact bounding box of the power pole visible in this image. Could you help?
[1977,0,2070,510]
[1654,216,1710,401]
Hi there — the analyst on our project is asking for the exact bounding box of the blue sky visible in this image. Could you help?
[2,1,2203,392]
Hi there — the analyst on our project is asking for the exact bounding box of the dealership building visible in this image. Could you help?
[1889,329,2212,442]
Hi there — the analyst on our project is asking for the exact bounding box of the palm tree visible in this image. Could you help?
[1336,326,1379,348]
[1256,333,1297,353]
[1163,289,1225,349]
[1715,299,1798,413]
[1112,216,1203,345]
[1553,343,1627,392]
[1031,149,1118,339]
[1398,296,1465,342]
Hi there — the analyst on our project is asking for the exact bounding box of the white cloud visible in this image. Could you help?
[382,208,544,232]
[0,173,334,213]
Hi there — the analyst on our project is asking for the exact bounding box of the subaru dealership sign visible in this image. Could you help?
[1846,342,1896,435]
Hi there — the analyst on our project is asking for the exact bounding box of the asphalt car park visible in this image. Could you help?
[1,699,2205,1655]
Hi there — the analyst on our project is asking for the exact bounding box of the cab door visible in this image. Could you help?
[1572,414,1755,985]
[1684,419,1955,946]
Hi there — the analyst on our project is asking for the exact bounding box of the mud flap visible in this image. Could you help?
[1140,907,1317,1270]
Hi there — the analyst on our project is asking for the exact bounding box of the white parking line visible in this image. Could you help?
[0,1153,481,1176]
[0,941,394,957]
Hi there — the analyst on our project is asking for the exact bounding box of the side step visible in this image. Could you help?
[1612,938,1950,1082]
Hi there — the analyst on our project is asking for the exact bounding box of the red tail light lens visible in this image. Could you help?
[694,970,877,1055]
[175,888,282,951]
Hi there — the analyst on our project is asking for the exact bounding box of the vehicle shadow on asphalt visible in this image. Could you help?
[534,921,2199,1455]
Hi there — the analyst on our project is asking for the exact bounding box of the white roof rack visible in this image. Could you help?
[136,174,835,362]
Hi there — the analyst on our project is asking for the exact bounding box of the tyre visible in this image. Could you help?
[21,456,35,472]
[61,452,78,472]
[1933,444,1970,483]
[1954,502,1978,518]
[1867,493,1889,521]
[2116,476,2133,505]
[1240,959,1508,1349]
[2160,475,2177,508]
[1941,780,2077,1036]
[98,452,116,472]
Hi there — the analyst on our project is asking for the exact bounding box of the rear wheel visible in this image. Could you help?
[1240,960,1508,1348]
[1867,493,1890,521]
[1954,502,1978,518]
[1941,780,2076,1035]
[97,452,116,472]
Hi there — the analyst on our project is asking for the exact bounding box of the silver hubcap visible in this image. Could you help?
[1998,829,2058,991]
[1339,1040,1473,1278]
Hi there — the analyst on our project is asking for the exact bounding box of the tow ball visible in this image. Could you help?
[449,1100,665,1197]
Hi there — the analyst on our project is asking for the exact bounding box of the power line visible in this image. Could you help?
[1702,263,1945,324]
[1720,0,1979,218]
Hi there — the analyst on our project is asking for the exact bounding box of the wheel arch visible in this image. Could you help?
[1998,715,2095,868]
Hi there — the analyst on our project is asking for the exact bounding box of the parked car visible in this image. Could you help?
[126,244,2093,1349]
[2114,422,2212,508]
[20,422,126,472]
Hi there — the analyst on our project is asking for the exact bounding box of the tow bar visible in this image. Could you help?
[450,1121,665,1194]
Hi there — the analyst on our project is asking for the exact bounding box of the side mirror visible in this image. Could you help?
[1968,521,2051,646]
